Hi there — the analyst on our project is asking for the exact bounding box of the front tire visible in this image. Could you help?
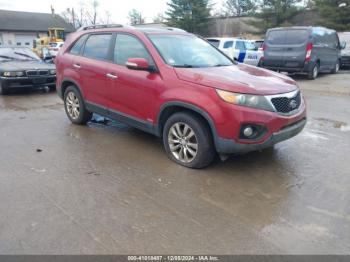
[163,112,216,169]
[64,86,92,125]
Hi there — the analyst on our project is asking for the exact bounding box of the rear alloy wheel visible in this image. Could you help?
[308,63,319,80]
[64,86,92,125]
[331,60,340,74]
[163,112,215,169]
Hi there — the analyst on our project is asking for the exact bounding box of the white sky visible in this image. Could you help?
[0,0,224,24]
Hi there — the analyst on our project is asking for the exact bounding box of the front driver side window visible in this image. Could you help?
[114,34,154,66]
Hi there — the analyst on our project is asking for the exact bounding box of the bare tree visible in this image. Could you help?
[153,13,165,23]
[128,9,145,25]
[86,0,99,25]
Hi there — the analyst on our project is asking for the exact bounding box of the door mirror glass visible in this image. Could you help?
[126,58,151,71]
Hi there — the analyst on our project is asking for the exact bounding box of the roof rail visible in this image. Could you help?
[77,24,124,31]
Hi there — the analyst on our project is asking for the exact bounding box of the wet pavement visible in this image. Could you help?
[0,72,349,254]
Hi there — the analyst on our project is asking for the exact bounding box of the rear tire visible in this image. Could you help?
[64,86,92,125]
[331,60,340,74]
[308,63,319,80]
[163,112,216,169]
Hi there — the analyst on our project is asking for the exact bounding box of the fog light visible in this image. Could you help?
[243,127,254,137]
[239,124,267,140]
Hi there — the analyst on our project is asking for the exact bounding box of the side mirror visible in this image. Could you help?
[340,41,347,50]
[126,58,153,72]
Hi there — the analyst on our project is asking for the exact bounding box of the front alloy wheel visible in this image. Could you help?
[168,122,198,163]
[163,112,215,169]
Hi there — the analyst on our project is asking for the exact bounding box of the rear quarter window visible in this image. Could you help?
[70,35,88,55]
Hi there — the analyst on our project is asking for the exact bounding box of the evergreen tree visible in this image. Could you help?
[165,0,212,34]
[314,0,350,31]
[251,0,304,32]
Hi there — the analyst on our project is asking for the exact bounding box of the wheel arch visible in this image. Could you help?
[60,78,84,99]
[156,102,218,142]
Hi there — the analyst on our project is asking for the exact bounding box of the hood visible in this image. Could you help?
[0,60,55,71]
[174,64,298,95]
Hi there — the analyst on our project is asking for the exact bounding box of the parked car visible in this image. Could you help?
[260,26,344,79]
[49,42,64,57]
[339,32,350,68]
[254,39,264,51]
[0,47,56,95]
[55,25,306,168]
[207,37,263,67]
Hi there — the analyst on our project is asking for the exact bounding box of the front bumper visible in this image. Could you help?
[0,76,56,89]
[215,118,306,154]
[341,56,350,67]
[261,61,314,73]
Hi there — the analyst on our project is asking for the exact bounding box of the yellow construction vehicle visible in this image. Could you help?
[33,28,65,58]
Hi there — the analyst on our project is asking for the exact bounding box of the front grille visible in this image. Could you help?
[271,92,301,113]
[26,70,49,77]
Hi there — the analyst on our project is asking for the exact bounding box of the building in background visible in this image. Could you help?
[0,9,75,48]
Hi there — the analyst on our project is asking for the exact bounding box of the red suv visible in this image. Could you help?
[56,25,307,168]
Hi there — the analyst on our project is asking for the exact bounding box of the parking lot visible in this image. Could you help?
[0,71,349,254]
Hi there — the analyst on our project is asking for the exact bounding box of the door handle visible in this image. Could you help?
[106,73,118,80]
[73,64,81,69]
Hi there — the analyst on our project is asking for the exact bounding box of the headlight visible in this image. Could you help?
[2,71,24,77]
[216,89,275,112]
[49,69,56,75]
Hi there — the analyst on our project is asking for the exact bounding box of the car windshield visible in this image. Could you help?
[0,47,41,62]
[149,34,233,68]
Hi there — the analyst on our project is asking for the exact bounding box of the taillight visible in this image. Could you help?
[305,43,313,62]
[262,43,266,51]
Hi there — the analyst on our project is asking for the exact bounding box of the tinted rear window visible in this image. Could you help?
[70,35,88,55]
[267,30,309,45]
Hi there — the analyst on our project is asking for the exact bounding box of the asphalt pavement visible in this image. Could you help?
[0,71,349,254]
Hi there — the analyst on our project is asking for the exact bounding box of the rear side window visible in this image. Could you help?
[114,34,153,66]
[223,41,233,49]
[267,30,308,45]
[235,41,245,50]
[82,34,111,60]
[70,35,88,55]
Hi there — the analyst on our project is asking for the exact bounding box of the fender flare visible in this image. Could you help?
[157,101,219,141]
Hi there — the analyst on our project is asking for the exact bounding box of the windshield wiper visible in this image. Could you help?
[212,64,232,67]
[14,52,38,60]
[173,64,197,68]
[0,55,15,60]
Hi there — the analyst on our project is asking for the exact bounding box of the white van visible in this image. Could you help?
[207,38,263,66]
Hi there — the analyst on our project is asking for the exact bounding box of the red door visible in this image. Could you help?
[107,34,163,123]
[75,34,112,107]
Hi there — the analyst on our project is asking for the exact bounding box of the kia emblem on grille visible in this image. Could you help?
[289,99,298,109]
